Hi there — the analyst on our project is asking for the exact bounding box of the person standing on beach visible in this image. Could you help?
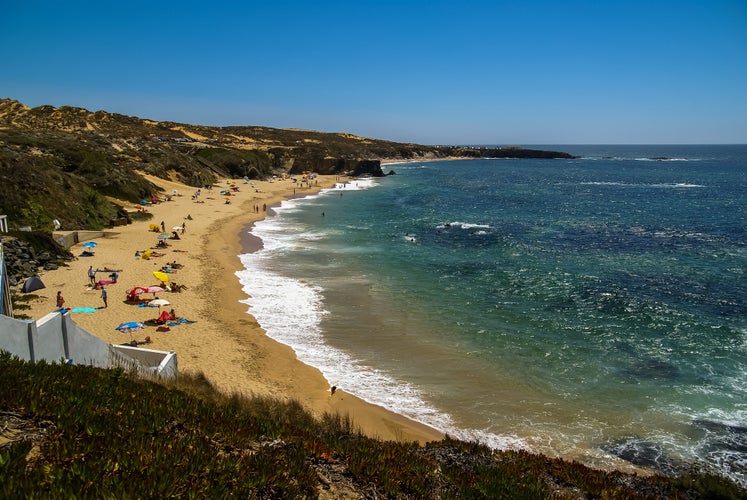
[100,286,108,308]
[56,291,65,309]
[88,265,96,285]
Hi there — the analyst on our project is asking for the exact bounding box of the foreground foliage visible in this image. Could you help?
[0,353,743,498]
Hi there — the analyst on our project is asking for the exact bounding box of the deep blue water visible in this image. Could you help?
[238,145,747,484]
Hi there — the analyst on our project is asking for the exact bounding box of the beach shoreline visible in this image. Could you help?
[20,174,442,445]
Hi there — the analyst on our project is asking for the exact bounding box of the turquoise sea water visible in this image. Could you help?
[237,145,746,484]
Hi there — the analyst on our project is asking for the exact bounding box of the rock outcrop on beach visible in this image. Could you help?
[0,98,573,231]
[0,233,73,286]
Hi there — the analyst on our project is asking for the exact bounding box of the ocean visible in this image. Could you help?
[236,145,746,485]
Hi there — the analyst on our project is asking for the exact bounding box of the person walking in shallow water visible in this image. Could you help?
[100,286,108,308]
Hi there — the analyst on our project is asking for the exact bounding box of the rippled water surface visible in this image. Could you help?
[238,145,747,484]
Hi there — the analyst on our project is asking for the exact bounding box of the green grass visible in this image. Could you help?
[0,352,743,498]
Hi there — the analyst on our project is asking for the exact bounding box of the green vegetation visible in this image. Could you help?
[0,353,743,498]
[0,98,572,232]
[195,148,274,179]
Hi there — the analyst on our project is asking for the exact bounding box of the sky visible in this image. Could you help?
[1,1,746,145]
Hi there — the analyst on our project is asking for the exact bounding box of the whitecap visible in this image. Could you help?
[437,221,492,230]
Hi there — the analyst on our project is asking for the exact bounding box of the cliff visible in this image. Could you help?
[0,98,572,231]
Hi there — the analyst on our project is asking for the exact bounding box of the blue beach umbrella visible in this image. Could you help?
[81,241,97,248]
[116,321,144,333]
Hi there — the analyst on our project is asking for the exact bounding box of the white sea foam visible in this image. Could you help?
[235,187,532,452]
[579,181,705,188]
[634,157,696,162]
[237,248,460,434]
[437,221,492,230]
[578,156,698,162]
[332,178,379,191]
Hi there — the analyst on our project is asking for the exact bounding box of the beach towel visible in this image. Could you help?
[98,280,114,286]
[166,318,195,327]
[70,307,97,313]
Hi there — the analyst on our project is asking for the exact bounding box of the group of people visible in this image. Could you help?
[85,266,112,307]
[53,211,196,334]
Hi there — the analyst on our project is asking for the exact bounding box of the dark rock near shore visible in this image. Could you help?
[289,158,385,177]
[1,234,73,288]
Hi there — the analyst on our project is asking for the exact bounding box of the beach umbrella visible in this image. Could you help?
[116,321,145,341]
[149,298,170,308]
[172,226,183,231]
[81,241,97,248]
[153,271,170,283]
[147,286,164,294]
[116,321,144,333]
[157,233,170,240]
[127,286,148,295]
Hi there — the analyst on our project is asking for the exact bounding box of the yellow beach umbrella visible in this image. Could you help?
[153,271,170,283]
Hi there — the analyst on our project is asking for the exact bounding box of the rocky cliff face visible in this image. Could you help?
[0,98,574,232]
[290,158,384,177]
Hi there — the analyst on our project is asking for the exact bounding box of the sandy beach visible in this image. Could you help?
[21,173,442,444]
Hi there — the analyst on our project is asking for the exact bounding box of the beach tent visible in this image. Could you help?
[21,275,46,293]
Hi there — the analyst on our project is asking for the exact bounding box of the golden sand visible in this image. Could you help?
[22,174,442,444]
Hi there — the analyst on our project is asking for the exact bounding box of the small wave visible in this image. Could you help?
[634,157,697,162]
[579,181,705,189]
[331,178,378,191]
[578,156,699,162]
[653,183,705,188]
[580,181,628,186]
[437,221,492,230]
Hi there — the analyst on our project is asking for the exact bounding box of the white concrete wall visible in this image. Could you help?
[0,314,32,359]
[112,345,178,379]
[0,310,176,379]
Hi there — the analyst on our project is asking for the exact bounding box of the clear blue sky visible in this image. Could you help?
[1,1,746,144]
